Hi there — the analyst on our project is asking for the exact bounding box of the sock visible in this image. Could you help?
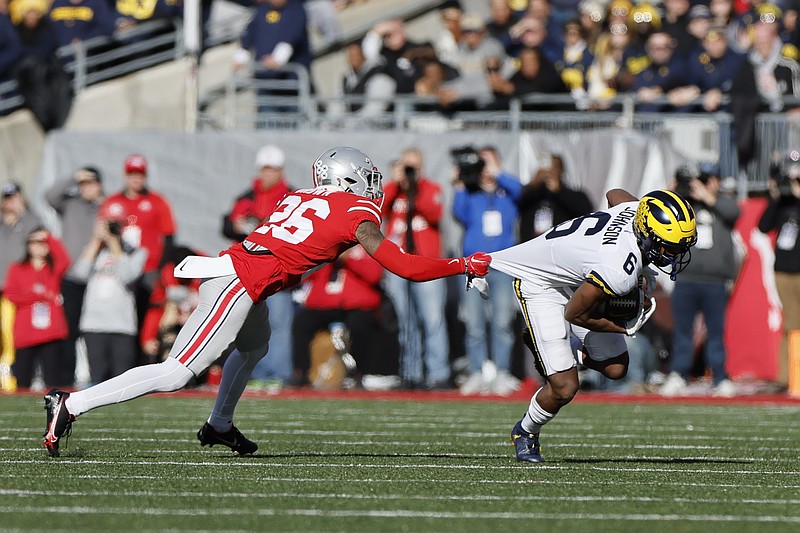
[65,358,193,417]
[207,346,267,432]
[521,388,555,434]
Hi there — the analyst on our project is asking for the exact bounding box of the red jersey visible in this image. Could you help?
[102,190,176,272]
[302,245,383,311]
[3,235,70,349]
[223,187,382,302]
[381,178,443,258]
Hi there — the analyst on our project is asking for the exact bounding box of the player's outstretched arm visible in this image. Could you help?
[606,189,638,208]
[355,221,490,282]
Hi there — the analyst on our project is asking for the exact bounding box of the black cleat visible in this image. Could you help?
[43,389,75,457]
[510,419,544,463]
[197,422,258,455]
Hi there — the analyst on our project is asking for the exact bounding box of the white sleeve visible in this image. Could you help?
[271,42,294,66]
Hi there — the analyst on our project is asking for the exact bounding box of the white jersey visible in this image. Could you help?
[491,202,642,297]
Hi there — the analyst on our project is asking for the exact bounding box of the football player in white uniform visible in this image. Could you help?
[487,188,697,463]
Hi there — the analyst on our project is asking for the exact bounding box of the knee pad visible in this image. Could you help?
[161,357,195,390]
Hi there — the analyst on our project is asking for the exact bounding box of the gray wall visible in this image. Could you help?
[34,130,685,257]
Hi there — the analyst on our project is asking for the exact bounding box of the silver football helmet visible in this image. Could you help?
[312,147,384,201]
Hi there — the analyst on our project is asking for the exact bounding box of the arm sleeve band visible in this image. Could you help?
[372,239,464,282]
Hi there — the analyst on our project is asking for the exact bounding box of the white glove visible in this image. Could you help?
[466,275,490,300]
[625,296,657,337]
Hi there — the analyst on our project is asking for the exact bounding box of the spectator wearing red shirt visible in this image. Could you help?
[222,145,293,240]
[381,148,451,389]
[221,144,294,386]
[291,244,396,385]
[3,228,70,388]
[101,154,176,362]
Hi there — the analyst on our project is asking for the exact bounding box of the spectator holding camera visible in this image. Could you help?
[45,166,105,386]
[660,163,740,398]
[452,146,522,395]
[758,151,800,392]
[70,211,147,385]
[517,153,593,242]
[381,149,451,389]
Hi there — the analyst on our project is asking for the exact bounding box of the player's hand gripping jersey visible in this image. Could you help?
[224,186,382,301]
[490,201,643,297]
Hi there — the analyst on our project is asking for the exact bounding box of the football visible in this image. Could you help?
[594,288,641,323]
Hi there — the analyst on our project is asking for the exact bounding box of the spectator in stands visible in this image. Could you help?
[452,146,521,396]
[328,40,395,120]
[730,17,800,162]
[381,149,451,390]
[362,18,439,94]
[687,4,712,47]
[660,163,740,398]
[433,0,463,69]
[662,0,694,56]
[758,151,800,393]
[0,13,23,86]
[524,0,564,51]
[290,245,393,387]
[670,24,744,112]
[487,0,521,51]
[222,145,294,387]
[9,0,72,130]
[10,0,58,59]
[45,166,105,386]
[441,12,508,111]
[48,0,117,48]
[303,0,342,48]
[517,153,593,242]
[555,18,594,110]
[233,0,312,114]
[631,31,688,112]
[3,228,70,389]
[586,22,632,107]
[577,0,605,49]
[490,46,568,110]
[413,58,459,112]
[71,211,146,385]
[101,154,176,364]
[507,16,560,63]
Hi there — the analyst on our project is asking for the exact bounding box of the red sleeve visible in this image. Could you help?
[46,234,71,279]
[229,196,254,221]
[3,265,39,305]
[156,195,176,235]
[371,239,463,282]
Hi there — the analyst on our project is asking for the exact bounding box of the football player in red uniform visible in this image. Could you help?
[42,147,491,457]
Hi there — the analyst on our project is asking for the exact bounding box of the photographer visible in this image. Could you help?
[517,153,593,242]
[452,145,522,395]
[660,163,740,398]
[381,148,451,389]
[758,151,800,392]
[45,166,104,386]
[70,210,147,385]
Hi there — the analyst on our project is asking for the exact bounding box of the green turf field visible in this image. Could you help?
[1,394,799,532]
